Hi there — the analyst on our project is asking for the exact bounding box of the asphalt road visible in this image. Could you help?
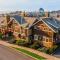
[0,45,35,60]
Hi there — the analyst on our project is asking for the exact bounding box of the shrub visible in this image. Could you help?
[8,39,16,44]
[47,48,53,54]
[47,45,58,54]
[16,40,25,45]
[37,45,58,54]
[37,47,47,53]
[8,36,14,40]
[0,33,3,39]
[29,42,40,49]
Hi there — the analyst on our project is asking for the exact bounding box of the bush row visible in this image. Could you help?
[8,39,58,54]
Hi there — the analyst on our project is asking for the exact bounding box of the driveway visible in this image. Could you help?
[0,44,35,60]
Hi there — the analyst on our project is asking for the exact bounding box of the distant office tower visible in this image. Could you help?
[39,8,45,17]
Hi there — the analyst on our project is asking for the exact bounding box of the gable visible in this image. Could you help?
[42,18,60,32]
[35,21,54,33]
[11,15,27,24]
[31,18,59,32]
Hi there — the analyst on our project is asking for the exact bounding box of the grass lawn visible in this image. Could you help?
[14,47,46,60]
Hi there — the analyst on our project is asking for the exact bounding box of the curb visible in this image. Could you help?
[9,46,41,60]
[0,41,60,60]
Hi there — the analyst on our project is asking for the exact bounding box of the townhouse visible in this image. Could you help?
[5,14,36,41]
[29,17,60,48]
[5,14,60,48]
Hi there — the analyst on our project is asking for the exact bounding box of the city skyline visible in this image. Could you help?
[0,0,60,12]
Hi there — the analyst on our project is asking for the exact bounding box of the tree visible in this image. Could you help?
[0,33,3,39]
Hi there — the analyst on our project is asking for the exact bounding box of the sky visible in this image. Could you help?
[0,0,60,12]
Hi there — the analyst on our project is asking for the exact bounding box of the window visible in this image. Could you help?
[38,35,42,41]
[48,32,52,37]
[46,38,49,42]
[34,35,38,40]
[43,36,45,41]
[41,24,44,27]
[48,29,51,31]
[44,27,48,30]
[44,28,46,30]
[43,36,49,42]
[34,26,37,29]
[18,34,21,38]
[48,32,51,34]
[1,21,4,23]
[49,38,52,42]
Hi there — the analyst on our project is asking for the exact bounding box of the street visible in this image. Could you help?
[0,44,35,60]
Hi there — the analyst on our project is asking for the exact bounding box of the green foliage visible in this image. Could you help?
[37,48,47,53]
[8,36,13,40]
[29,42,40,49]
[37,45,58,54]
[47,45,58,54]
[14,47,45,60]
[16,40,26,45]
[8,32,13,36]
[0,33,3,39]
[8,39,16,44]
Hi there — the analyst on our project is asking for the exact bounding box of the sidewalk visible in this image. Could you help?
[0,40,60,60]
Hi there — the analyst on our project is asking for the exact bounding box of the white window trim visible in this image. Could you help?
[34,34,38,40]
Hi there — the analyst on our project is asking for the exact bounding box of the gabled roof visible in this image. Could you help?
[11,15,29,28]
[11,15,60,32]
[11,15,27,24]
[11,15,37,28]
[42,18,60,32]
[29,17,60,32]
[43,18,60,29]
